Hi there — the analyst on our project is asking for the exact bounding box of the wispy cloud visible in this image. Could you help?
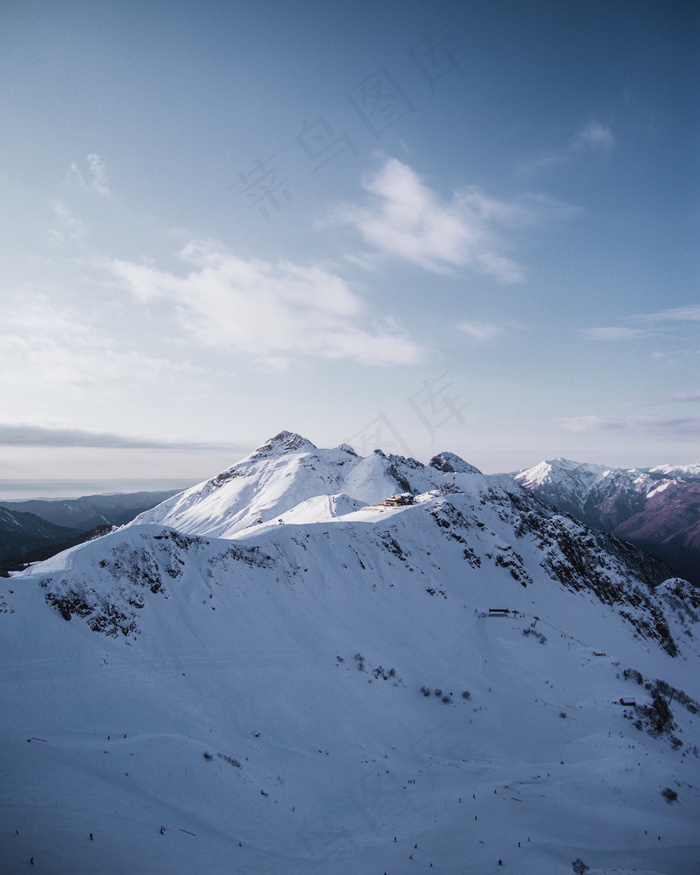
[87,154,110,195]
[0,294,198,400]
[107,240,426,366]
[584,303,700,342]
[333,158,571,280]
[0,423,244,451]
[652,349,700,364]
[583,327,650,341]
[573,120,615,151]
[636,305,700,324]
[457,320,508,342]
[48,200,85,244]
[520,119,615,175]
[560,414,700,437]
[68,153,110,195]
[633,390,700,407]
[559,415,626,432]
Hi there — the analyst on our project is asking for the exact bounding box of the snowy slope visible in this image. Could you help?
[2,435,700,875]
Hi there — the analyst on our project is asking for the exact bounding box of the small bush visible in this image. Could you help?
[623,668,644,685]
[442,695,452,704]
[635,685,676,737]
[661,787,678,804]
[523,627,547,644]
[420,686,431,697]
[203,751,213,760]
[462,691,471,700]
[434,688,442,697]
[572,860,589,875]
[559,712,567,719]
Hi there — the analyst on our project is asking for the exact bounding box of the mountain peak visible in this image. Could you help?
[543,457,606,473]
[249,431,317,460]
[516,457,608,487]
[429,451,481,475]
[336,443,358,456]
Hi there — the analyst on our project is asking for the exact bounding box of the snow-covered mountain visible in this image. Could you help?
[649,462,700,481]
[514,457,700,585]
[2,433,699,874]
[129,431,479,539]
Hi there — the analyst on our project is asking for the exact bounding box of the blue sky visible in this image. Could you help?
[1,0,698,489]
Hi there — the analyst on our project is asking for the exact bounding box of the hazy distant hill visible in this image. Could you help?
[0,507,81,570]
[0,490,180,572]
[0,490,181,530]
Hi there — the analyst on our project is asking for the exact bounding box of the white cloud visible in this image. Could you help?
[107,240,425,366]
[48,200,85,244]
[67,153,110,195]
[87,153,110,195]
[520,119,615,175]
[457,320,507,342]
[0,294,196,401]
[573,120,616,151]
[67,162,86,187]
[334,158,557,280]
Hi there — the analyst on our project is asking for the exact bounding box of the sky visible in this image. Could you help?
[1,0,698,493]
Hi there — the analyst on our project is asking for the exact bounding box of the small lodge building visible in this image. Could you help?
[384,493,415,507]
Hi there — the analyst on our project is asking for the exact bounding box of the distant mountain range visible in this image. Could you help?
[513,458,700,585]
[2,431,698,873]
[0,490,179,573]
[0,507,81,569]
